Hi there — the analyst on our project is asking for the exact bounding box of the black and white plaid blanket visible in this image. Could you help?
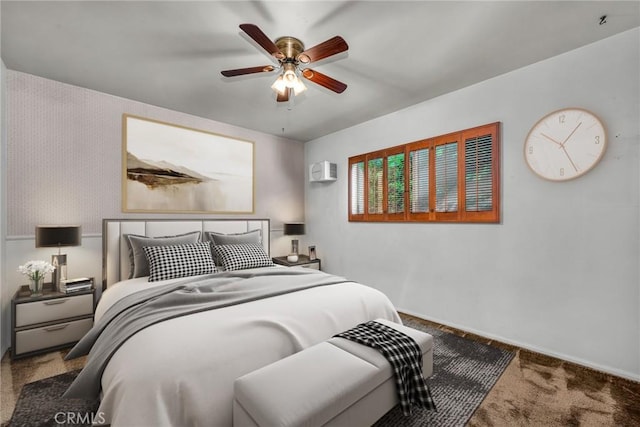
[334,320,437,416]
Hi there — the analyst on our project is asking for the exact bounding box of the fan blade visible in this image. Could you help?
[276,89,289,103]
[297,36,348,64]
[239,24,285,60]
[302,69,347,93]
[221,65,274,77]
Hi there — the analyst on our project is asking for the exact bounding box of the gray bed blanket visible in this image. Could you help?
[63,268,347,399]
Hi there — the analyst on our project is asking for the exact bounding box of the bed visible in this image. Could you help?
[67,218,401,426]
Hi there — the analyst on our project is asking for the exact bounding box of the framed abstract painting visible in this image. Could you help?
[122,114,254,213]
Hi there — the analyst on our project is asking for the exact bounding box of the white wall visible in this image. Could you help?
[2,72,306,352]
[305,28,639,380]
[0,61,7,357]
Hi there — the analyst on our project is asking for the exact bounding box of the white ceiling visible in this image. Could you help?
[2,1,639,142]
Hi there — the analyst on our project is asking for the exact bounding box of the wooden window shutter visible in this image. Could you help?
[408,140,431,221]
[348,156,366,221]
[385,147,405,220]
[461,122,500,222]
[433,134,460,221]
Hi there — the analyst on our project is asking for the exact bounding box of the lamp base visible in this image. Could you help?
[287,254,299,263]
[51,254,68,292]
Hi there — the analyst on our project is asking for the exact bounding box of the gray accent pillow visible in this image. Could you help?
[204,229,262,264]
[125,231,201,278]
[143,242,217,282]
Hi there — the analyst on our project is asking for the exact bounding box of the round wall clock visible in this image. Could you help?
[524,108,607,181]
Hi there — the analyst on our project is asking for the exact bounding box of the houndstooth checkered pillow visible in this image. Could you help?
[143,242,217,282]
[211,243,275,271]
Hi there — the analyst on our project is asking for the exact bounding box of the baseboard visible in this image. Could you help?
[397,307,640,383]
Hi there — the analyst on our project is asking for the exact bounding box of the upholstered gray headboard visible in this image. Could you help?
[102,218,270,290]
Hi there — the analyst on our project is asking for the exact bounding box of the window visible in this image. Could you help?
[368,157,383,215]
[348,122,500,223]
[387,152,405,215]
[349,160,365,216]
[409,145,429,216]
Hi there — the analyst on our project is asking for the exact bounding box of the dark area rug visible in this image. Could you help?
[375,317,515,427]
[8,370,99,427]
[9,318,514,427]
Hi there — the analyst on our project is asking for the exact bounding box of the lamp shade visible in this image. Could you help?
[35,225,81,247]
[283,223,305,236]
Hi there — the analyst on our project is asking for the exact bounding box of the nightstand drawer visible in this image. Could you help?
[16,293,93,327]
[301,263,320,270]
[14,317,93,355]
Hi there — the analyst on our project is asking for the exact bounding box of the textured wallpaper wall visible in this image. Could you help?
[7,71,305,236]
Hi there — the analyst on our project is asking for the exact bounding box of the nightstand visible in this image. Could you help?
[11,281,96,359]
[272,255,321,271]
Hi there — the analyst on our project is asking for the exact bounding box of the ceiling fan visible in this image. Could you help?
[221,24,349,103]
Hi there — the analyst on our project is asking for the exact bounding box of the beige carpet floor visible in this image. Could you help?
[1,314,638,426]
[468,348,640,426]
[408,314,640,427]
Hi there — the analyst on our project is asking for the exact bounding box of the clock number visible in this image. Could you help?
[595,135,600,144]
[559,114,566,124]
[528,146,533,155]
[559,168,564,176]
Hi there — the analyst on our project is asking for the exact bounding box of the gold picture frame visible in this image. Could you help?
[122,114,254,213]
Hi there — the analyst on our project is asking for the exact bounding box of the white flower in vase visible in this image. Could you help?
[18,260,55,282]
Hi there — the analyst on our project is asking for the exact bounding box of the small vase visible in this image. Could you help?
[29,277,44,296]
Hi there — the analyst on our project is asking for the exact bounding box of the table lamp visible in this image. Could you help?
[283,223,305,262]
[36,225,81,290]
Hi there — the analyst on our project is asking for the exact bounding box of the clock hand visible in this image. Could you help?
[561,122,582,147]
[540,132,563,146]
[561,145,579,172]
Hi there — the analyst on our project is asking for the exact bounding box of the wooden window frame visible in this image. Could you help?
[365,150,385,221]
[348,122,500,223]
[348,155,366,221]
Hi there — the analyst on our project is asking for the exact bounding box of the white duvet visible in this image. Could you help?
[92,267,401,426]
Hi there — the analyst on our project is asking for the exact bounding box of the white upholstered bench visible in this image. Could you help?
[233,319,434,427]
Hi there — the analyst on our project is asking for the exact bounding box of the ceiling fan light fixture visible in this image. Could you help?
[271,75,287,94]
[292,78,307,95]
[224,24,349,102]
[283,63,297,85]
[275,62,305,95]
